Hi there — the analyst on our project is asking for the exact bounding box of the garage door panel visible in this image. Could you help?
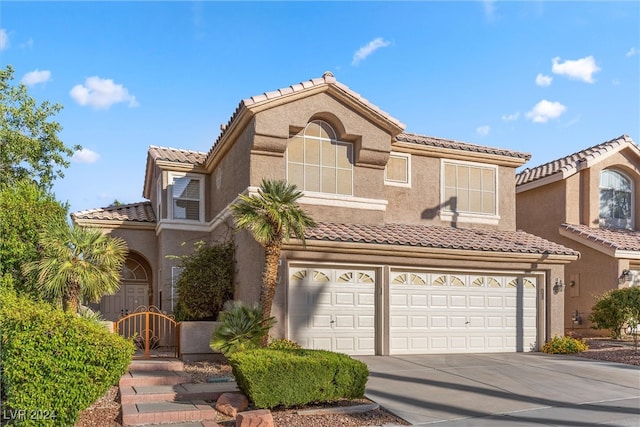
[289,268,376,356]
[390,272,538,355]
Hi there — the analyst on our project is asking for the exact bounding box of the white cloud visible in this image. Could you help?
[0,28,8,51]
[352,37,391,66]
[502,112,520,122]
[19,38,34,49]
[483,0,497,21]
[21,70,51,86]
[526,99,566,123]
[551,56,600,83]
[612,79,620,86]
[535,73,553,87]
[70,76,139,109]
[72,148,100,164]
[627,47,638,57]
[476,125,490,136]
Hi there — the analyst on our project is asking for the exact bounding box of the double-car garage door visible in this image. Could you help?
[288,266,539,355]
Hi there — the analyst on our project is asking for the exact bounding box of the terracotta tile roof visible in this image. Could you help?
[396,132,531,160]
[516,134,638,187]
[71,202,156,223]
[206,72,405,162]
[561,224,640,252]
[148,145,207,166]
[305,222,579,256]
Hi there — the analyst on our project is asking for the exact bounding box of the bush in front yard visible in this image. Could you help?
[227,348,368,408]
[542,335,589,354]
[589,287,640,339]
[0,288,134,426]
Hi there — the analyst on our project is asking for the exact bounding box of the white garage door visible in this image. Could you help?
[288,266,376,355]
[390,271,538,354]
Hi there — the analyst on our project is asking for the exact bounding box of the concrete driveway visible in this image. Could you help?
[358,353,640,426]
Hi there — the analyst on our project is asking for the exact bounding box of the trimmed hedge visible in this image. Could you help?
[227,349,368,408]
[0,288,134,426]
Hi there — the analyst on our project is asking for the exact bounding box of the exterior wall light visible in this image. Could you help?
[619,269,632,285]
[553,278,564,294]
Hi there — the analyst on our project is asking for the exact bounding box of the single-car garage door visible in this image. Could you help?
[390,271,538,354]
[288,266,376,355]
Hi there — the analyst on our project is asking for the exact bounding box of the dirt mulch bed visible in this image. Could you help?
[76,340,639,426]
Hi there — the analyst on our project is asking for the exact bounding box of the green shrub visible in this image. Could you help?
[542,335,589,354]
[228,348,369,408]
[210,301,275,355]
[172,241,234,321]
[0,288,134,426]
[267,338,302,350]
[589,287,640,339]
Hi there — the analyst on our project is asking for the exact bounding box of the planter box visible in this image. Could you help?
[179,321,225,362]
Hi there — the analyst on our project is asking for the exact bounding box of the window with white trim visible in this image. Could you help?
[385,152,411,187]
[287,121,353,196]
[599,169,633,229]
[442,161,496,215]
[168,172,204,221]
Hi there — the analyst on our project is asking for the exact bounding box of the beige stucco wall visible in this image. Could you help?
[517,148,640,336]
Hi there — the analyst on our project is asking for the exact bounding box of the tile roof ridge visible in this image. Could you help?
[72,201,151,214]
[396,132,531,159]
[519,134,631,174]
[149,145,207,155]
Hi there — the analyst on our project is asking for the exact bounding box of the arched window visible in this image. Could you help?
[599,169,633,229]
[287,121,353,196]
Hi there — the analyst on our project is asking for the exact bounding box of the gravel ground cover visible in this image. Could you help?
[75,338,640,427]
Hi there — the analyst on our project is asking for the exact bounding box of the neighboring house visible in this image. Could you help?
[516,135,640,336]
[72,72,579,355]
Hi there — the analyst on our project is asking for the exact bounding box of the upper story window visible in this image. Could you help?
[600,169,632,229]
[168,172,204,221]
[385,152,411,187]
[442,161,497,215]
[287,121,353,196]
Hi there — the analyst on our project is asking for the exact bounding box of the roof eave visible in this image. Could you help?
[71,217,157,230]
[558,226,640,259]
[284,239,578,264]
[394,141,529,167]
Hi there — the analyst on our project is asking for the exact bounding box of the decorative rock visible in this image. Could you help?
[235,409,274,427]
[215,392,249,417]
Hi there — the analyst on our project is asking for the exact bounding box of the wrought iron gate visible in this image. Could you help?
[115,306,179,359]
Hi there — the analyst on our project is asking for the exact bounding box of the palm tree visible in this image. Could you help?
[231,179,315,341]
[24,223,128,314]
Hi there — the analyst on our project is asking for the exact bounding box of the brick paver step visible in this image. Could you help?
[128,359,184,372]
[119,370,192,387]
[120,382,238,404]
[122,400,217,426]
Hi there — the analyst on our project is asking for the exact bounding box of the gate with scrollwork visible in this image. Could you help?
[115,306,179,359]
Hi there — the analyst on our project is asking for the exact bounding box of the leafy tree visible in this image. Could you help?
[0,65,79,191]
[231,179,315,344]
[23,223,128,314]
[173,241,235,321]
[0,179,67,297]
[589,287,640,339]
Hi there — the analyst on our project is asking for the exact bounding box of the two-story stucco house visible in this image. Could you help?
[72,73,579,355]
[516,136,640,336]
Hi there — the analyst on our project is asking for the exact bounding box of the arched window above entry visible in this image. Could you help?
[599,169,633,229]
[287,120,353,196]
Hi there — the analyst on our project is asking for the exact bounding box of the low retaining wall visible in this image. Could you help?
[179,321,225,362]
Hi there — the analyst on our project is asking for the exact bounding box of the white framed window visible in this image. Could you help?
[600,169,633,229]
[442,160,497,216]
[385,152,411,187]
[168,172,204,221]
[287,120,353,196]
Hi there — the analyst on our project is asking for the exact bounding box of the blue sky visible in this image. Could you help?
[2,1,638,215]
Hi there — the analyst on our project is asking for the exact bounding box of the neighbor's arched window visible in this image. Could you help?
[599,169,633,229]
[286,120,353,195]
